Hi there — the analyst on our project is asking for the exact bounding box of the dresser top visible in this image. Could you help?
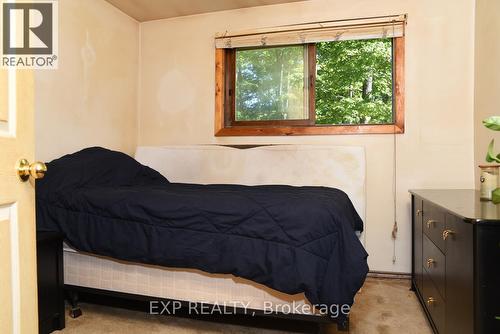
[409,189,500,224]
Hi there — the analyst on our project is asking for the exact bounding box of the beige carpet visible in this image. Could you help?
[56,278,433,334]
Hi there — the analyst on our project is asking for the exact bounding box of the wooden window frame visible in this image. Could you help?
[215,37,405,136]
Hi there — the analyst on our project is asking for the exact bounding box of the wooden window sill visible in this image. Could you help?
[215,124,404,136]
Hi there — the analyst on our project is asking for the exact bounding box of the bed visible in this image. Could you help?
[36,145,368,331]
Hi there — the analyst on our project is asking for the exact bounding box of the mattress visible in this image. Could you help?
[63,245,318,315]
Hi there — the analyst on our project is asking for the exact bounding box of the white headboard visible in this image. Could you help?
[135,145,366,222]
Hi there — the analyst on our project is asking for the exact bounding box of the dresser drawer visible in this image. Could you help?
[423,271,446,334]
[423,234,445,299]
[422,202,445,252]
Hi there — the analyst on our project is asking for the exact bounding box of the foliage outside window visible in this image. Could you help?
[235,45,307,121]
[315,39,393,125]
[215,35,404,136]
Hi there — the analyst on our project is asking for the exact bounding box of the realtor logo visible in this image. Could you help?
[1,0,58,69]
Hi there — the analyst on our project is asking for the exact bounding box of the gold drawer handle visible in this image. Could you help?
[426,219,436,228]
[426,297,436,306]
[426,258,436,268]
[442,229,455,241]
[416,209,422,216]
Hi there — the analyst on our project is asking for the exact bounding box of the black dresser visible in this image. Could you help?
[37,232,65,334]
[410,189,500,334]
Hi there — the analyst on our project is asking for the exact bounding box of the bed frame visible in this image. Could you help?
[63,145,366,333]
[65,285,349,332]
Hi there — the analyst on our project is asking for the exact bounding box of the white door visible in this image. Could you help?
[0,67,43,333]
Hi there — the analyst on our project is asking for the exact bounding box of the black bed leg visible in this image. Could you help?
[318,317,349,333]
[317,323,333,334]
[67,290,82,318]
[336,317,349,331]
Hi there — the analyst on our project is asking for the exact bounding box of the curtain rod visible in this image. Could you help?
[261,14,407,29]
[215,14,407,39]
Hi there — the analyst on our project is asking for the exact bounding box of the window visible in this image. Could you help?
[215,16,405,136]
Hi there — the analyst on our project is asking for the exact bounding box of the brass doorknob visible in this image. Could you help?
[426,297,436,306]
[17,159,47,182]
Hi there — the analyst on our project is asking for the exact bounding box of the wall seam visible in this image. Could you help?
[137,22,142,149]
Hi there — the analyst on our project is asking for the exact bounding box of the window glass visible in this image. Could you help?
[235,45,307,121]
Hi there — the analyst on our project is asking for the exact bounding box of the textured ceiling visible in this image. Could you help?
[105,0,306,22]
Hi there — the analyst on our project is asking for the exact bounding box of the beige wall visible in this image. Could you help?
[35,0,139,162]
[139,0,476,273]
[33,0,478,273]
[474,0,500,187]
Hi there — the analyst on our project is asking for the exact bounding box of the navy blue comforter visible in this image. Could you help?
[36,147,368,316]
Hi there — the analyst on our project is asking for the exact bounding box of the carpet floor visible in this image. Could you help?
[55,278,433,334]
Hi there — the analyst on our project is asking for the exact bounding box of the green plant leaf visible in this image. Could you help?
[486,139,500,162]
[492,188,500,204]
[483,116,500,131]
